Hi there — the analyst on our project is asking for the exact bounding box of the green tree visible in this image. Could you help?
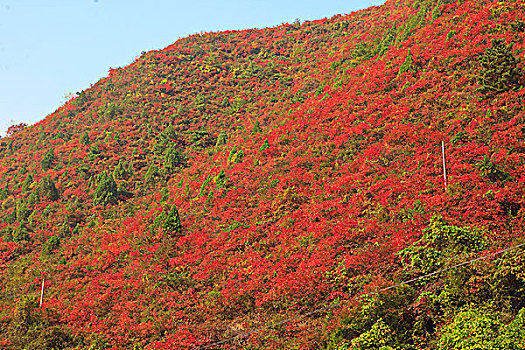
[215,169,227,188]
[215,130,227,147]
[6,295,75,349]
[93,171,118,206]
[41,149,57,171]
[145,164,160,185]
[42,235,61,256]
[155,125,177,153]
[80,131,90,145]
[233,149,245,163]
[438,309,501,350]
[21,173,33,193]
[0,182,8,200]
[251,120,262,135]
[38,176,59,201]
[13,224,30,242]
[114,160,133,180]
[199,175,211,196]
[349,318,396,350]
[398,49,414,76]
[16,199,31,222]
[495,308,525,350]
[162,204,182,235]
[27,190,40,207]
[259,138,270,152]
[478,39,523,94]
[164,146,183,174]
[228,145,238,162]
[221,97,231,108]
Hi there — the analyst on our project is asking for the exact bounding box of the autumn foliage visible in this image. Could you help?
[1,0,525,349]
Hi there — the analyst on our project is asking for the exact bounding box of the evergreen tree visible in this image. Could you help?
[233,149,245,163]
[251,120,262,135]
[162,204,182,235]
[93,171,118,206]
[27,191,40,207]
[13,224,29,242]
[478,39,523,94]
[16,199,31,222]
[42,235,61,256]
[22,174,33,193]
[155,125,177,153]
[215,169,227,188]
[164,147,182,174]
[228,145,238,162]
[199,175,211,196]
[38,176,59,201]
[161,124,177,141]
[398,49,414,76]
[41,149,57,171]
[215,130,227,147]
[259,139,270,152]
[144,164,160,185]
[114,161,132,180]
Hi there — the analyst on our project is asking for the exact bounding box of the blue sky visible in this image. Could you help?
[0,0,384,136]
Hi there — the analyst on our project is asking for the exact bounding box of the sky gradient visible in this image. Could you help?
[0,0,384,136]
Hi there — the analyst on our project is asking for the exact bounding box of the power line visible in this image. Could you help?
[194,241,525,349]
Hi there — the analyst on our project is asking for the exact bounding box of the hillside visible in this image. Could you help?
[1,0,525,348]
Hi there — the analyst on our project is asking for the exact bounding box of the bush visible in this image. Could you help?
[438,309,501,350]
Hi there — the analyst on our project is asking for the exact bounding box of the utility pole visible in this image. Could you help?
[40,277,45,307]
[442,141,447,191]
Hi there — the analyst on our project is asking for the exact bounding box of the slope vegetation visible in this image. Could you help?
[1,0,525,348]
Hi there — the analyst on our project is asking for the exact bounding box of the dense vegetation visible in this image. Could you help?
[1,0,525,348]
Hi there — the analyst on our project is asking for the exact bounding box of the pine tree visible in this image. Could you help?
[251,120,262,135]
[233,149,245,163]
[13,224,29,242]
[228,145,238,162]
[398,49,414,76]
[27,191,40,207]
[93,171,118,206]
[0,182,7,200]
[42,235,61,256]
[161,124,177,141]
[144,164,160,185]
[155,125,177,153]
[162,204,182,235]
[164,147,182,174]
[215,131,227,147]
[259,139,270,152]
[21,174,33,193]
[41,149,57,170]
[80,132,90,145]
[16,199,31,222]
[199,175,211,196]
[114,161,132,180]
[38,176,59,201]
[215,169,227,188]
[478,39,523,94]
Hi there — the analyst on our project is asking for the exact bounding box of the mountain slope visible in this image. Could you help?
[1,0,525,348]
